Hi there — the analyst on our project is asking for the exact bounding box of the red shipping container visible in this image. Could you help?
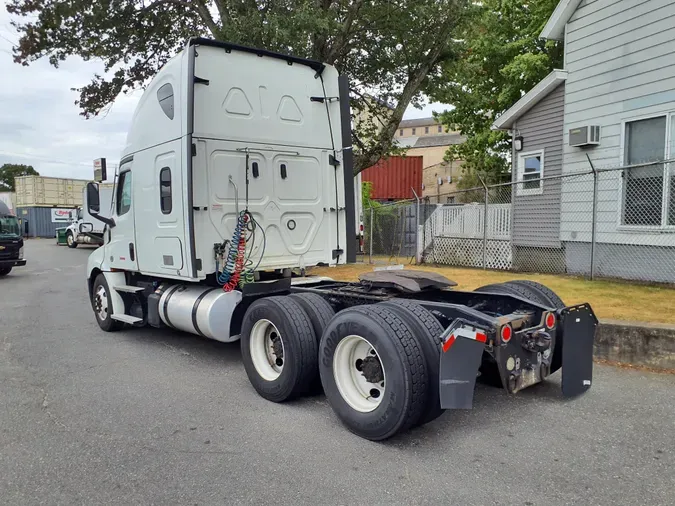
[361,156,423,200]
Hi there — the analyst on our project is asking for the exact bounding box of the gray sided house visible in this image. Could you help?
[494,0,675,283]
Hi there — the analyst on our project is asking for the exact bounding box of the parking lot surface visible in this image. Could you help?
[1,239,674,505]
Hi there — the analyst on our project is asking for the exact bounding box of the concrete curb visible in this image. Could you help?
[595,320,675,371]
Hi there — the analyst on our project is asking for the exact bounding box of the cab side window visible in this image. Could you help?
[160,167,172,214]
[117,171,132,216]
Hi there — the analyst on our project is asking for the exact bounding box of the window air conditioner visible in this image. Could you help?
[569,125,600,147]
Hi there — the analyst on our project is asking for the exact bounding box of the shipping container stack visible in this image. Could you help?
[14,176,90,238]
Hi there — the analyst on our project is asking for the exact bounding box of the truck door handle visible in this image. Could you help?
[280,163,287,179]
[129,243,135,262]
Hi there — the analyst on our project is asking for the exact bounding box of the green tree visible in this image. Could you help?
[0,163,39,191]
[431,0,563,185]
[8,0,467,174]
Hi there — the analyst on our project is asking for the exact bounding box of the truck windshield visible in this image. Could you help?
[0,215,20,238]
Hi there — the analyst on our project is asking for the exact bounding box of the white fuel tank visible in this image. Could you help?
[158,284,242,342]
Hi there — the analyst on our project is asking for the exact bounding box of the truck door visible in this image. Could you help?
[108,167,139,271]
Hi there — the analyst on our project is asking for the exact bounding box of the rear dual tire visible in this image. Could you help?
[319,305,428,441]
[241,295,444,440]
[240,296,319,402]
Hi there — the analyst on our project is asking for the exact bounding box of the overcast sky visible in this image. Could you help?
[0,5,450,180]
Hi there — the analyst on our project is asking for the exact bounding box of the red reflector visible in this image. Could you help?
[360,224,364,231]
[501,325,512,343]
[475,332,487,343]
[545,312,556,329]
[442,334,456,353]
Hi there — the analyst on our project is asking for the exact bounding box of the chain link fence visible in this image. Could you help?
[362,159,675,284]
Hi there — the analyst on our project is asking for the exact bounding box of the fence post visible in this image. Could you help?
[478,176,488,270]
[369,206,374,264]
[586,154,598,280]
[411,188,421,264]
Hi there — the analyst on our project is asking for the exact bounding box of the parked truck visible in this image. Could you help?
[0,200,26,276]
[65,186,113,248]
[84,38,596,441]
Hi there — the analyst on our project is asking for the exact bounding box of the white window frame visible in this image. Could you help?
[516,149,545,196]
[617,111,675,231]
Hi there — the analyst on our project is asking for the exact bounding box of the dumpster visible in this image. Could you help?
[55,227,68,246]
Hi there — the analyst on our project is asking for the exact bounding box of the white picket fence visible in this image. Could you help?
[420,203,513,269]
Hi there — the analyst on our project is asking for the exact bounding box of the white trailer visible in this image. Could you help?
[65,186,113,247]
[84,38,596,441]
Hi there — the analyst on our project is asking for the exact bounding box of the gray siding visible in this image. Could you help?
[560,0,675,248]
[512,82,565,247]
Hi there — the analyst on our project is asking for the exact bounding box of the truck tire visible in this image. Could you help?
[66,231,78,248]
[288,293,335,342]
[378,299,445,426]
[319,305,428,441]
[92,273,123,332]
[0,267,12,276]
[240,296,318,403]
[289,293,335,394]
[506,280,565,309]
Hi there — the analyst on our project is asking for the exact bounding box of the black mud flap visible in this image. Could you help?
[439,322,486,409]
[560,303,597,397]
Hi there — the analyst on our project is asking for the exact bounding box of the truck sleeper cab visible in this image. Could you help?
[0,201,26,276]
[85,38,596,441]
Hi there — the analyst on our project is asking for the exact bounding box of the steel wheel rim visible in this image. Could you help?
[250,319,285,381]
[95,284,108,320]
[333,335,386,413]
[67,234,73,246]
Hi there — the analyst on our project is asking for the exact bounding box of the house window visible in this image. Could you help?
[412,128,416,135]
[116,171,132,215]
[425,126,429,134]
[621,115,675,227]
[446,196,456,204]
[400,129,404,136]
[438,125,442,133]
[516,150,544,195]
[160,167,172,214]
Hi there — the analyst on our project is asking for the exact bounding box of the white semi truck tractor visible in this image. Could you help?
[85,38,597,441]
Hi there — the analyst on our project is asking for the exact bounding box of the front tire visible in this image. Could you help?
[66,231,78,248]
[0,267,12,276]
[240,296,318,402]
[319,305,428,441]
[91,274,123,331]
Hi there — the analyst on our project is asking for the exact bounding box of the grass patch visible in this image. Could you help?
[308,261,675,325]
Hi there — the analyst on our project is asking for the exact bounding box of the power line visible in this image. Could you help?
[0,33,17,46]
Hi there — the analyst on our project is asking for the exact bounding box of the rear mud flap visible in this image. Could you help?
[439,322,486,409]
[560,303,597,397]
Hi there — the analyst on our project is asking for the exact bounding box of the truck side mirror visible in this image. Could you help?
[87,182,100,214]
[86,182,115,228]
[79,222,94,234]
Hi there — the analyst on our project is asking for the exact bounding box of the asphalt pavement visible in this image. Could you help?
[1,239,674,505]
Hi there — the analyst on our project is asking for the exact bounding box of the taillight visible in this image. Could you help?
[500,324,512,343]
[545,312,556,330]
